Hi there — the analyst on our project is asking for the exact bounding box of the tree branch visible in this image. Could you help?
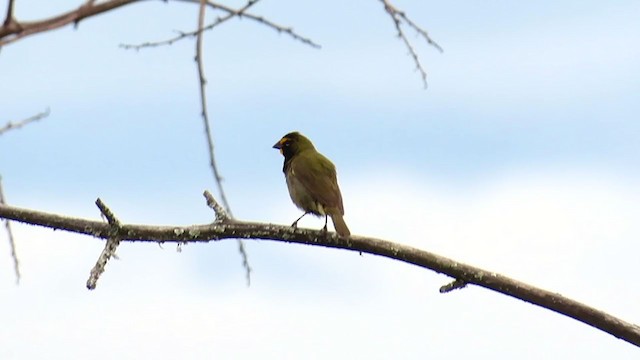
[3,0,15,25]
[0,176,20,284]
[193,0,320,48]
[194,1,251,285]
[0,0,319,49]
[0,0,141,47]
[195,0,224,214]
[0,195,639,346]
[120,0,320,50]
[2,0,21,35]
[380,0,442,88]
[86,198,123,290]
[439,278,467,293]
[0,107,50,283]
[0,108,50,136]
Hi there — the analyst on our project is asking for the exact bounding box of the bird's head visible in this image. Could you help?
[273,131,316,158]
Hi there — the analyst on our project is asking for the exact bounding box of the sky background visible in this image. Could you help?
[1,0,640,358]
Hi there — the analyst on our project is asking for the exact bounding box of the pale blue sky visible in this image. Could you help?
[1,0,639,358]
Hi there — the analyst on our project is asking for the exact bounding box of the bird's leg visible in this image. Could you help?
[321,215,328,234]
[291,212,309,229]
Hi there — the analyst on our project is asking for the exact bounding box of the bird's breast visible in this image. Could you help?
[286,171,324,215]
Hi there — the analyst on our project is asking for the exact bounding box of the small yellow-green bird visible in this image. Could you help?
[273,131,351,236]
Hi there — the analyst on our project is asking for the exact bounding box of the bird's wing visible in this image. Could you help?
[291,151,344,214]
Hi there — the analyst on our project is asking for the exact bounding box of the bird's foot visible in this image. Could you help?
[290,212,308,231]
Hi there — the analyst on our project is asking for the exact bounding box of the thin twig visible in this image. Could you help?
[398,32,428,87]
[120,0,259,50]
[195,0,226,212]
[395,10,442,53]
[0,107,50,282]
[237,236,251,285]
[439,279,467,293]
[1,198,639,347]
[204,191,251,283]
[203,190,230,222]
[195,0,320,48]
[3,0,15,26]
[86,198,123,290]
[120,0,320,50]
[0,108,50,136]
[0,176,20,284]
[380,0,442,88]
[194,0,251,285]
[1,0,318,49]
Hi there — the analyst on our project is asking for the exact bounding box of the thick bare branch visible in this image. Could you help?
[0,199,639,346]
[0,176,20,284]
[0,108,50,136]
[1,0,316,49]
[0,0,141,47]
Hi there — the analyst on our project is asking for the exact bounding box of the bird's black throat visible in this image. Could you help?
[282,151,295,173]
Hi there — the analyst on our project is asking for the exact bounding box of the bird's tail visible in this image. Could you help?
[330,213,351,237]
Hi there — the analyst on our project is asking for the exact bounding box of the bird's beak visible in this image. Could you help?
[273,138,285,154]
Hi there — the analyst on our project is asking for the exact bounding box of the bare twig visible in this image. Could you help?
[380,0,442,87]
[236,235,251,284]
[194,0,251,285]
[195,0,320,48]
[2,0,320,49]
[0,0,140,47]
[0,176,20,284]
[121,0,259,49]
[120,0,320,50]
[0,107,50,283]
[195,0,225,212]
[439,279,467,293]
[3,0,15,25]
[203,190,230,222]
[204,191,251,283]
[0,108,50,136]
[86,198,123,290]
[95,198,121,226]
[392,6,442,52]
[2,0,22,35]
[0,198,639,346]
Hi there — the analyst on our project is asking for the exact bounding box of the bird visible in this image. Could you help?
[273,131,351,237]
